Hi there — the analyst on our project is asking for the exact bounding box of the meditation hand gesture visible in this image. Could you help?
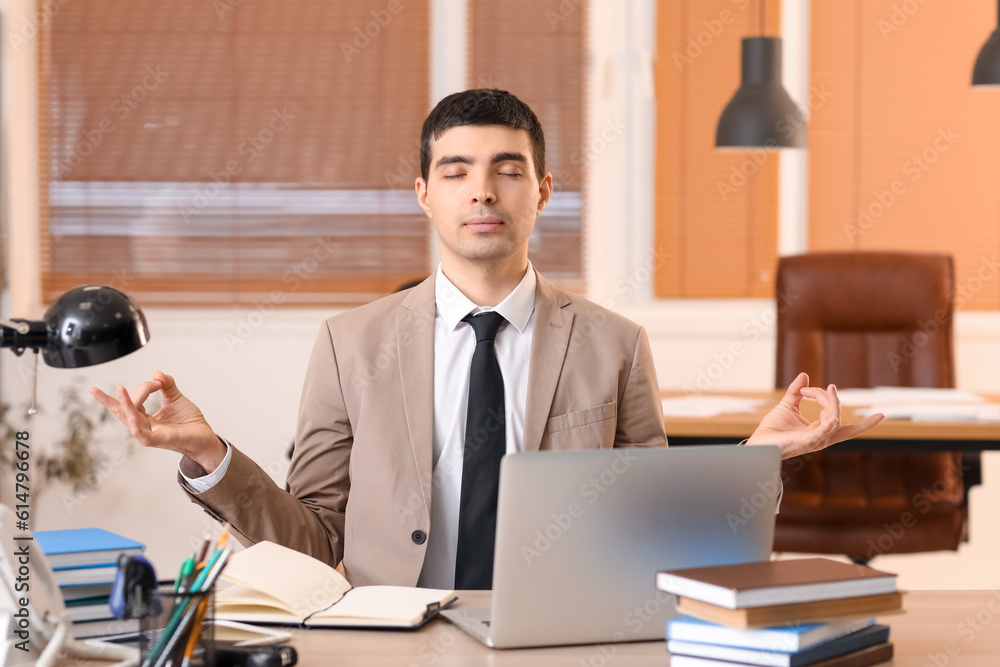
[90,371,227,472]
[746,372,885,459]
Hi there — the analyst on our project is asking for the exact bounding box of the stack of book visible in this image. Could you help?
[34,527,145,639]
[657,558,902,667]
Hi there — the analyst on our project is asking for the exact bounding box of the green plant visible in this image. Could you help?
[1,382,117,496]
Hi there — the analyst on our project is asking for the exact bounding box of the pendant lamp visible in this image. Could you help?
[716,1,807,148]
[973,0,1000,85]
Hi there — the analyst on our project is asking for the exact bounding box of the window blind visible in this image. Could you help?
[468,0,587,293]
[39,0,431,306]
[809,0,1000,310]
[653,0,781,298]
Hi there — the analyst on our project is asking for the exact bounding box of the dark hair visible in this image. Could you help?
[419,89,546,182]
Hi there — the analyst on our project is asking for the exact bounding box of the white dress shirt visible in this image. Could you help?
[182,263,538,589]
[416,263,536,589]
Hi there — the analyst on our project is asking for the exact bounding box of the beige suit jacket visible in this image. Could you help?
[183,270,666,586]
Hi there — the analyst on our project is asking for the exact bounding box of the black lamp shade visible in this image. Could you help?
[716,37,807,149]
[42,285,150,368]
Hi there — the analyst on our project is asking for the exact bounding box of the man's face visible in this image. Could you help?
[416,124,552,270]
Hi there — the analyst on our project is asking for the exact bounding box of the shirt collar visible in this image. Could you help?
[435,261,537,334]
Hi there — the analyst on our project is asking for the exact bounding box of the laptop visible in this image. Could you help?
[441,445,780,649]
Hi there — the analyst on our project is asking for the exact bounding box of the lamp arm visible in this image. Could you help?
[0,319,47,352]
[0,319,30,334]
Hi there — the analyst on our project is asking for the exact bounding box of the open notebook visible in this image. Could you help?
[215,541,456,629]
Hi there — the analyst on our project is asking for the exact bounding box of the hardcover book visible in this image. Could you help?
[657,558,897,609]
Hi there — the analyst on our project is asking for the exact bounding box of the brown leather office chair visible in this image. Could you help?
[773,252,971,563]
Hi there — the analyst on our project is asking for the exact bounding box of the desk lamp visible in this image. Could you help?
[0,285,149,368]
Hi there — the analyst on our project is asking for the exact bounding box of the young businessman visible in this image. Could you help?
[92,89,883,589]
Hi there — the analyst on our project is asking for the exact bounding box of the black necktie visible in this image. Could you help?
[454,311,507,590]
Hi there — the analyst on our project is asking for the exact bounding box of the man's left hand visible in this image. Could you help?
[746,372,885,459]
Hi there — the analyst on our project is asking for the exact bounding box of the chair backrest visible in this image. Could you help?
[775,252,955,390]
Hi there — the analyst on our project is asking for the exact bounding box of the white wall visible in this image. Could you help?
[2,0,1000,590]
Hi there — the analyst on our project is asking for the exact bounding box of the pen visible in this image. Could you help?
[175,553,195,593]
[145,528,231,667]
[149,549,232,667]
[196,532,211,565]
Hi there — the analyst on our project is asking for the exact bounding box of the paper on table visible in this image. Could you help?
[661,395,768,418]
[855,403,1000,422]
[836,387,985,407]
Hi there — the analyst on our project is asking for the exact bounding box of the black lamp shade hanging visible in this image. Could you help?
[1,285,150,368]
[973,1,1000,85]
[716,37,807,149]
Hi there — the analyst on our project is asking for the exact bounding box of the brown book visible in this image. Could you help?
[675,591,905,629]
[669,642,894,667]
[657,558,897,608]
[803,642,894,667]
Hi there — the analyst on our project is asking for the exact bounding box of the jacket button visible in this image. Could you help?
[411,530,427,545]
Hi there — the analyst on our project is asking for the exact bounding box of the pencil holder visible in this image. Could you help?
[140,583,215,667]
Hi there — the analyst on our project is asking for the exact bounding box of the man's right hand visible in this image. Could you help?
[90,371,228,474]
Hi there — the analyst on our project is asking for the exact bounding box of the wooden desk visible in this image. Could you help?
[280,590,1000,666]
[662,391,1000,452]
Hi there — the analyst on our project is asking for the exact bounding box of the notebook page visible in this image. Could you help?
[221,541,351,617]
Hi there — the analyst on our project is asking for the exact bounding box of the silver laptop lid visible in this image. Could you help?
[489,445,780,648]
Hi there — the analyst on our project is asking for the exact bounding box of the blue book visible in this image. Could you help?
[52,563,120,587]
[667,624,890,667]
[666,615,877,652]
[34,527,144,569]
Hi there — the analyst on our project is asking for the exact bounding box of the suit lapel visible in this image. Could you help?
[522,272,573,452]
[397,277,437,514]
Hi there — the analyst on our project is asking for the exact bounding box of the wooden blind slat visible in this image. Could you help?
[39,0,431,306]
[810,0,1000,310]
[654,0,782,298]
[468,0,587,290]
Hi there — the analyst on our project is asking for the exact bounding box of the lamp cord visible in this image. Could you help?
[760,0,765,36]
[28,352,38,415]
